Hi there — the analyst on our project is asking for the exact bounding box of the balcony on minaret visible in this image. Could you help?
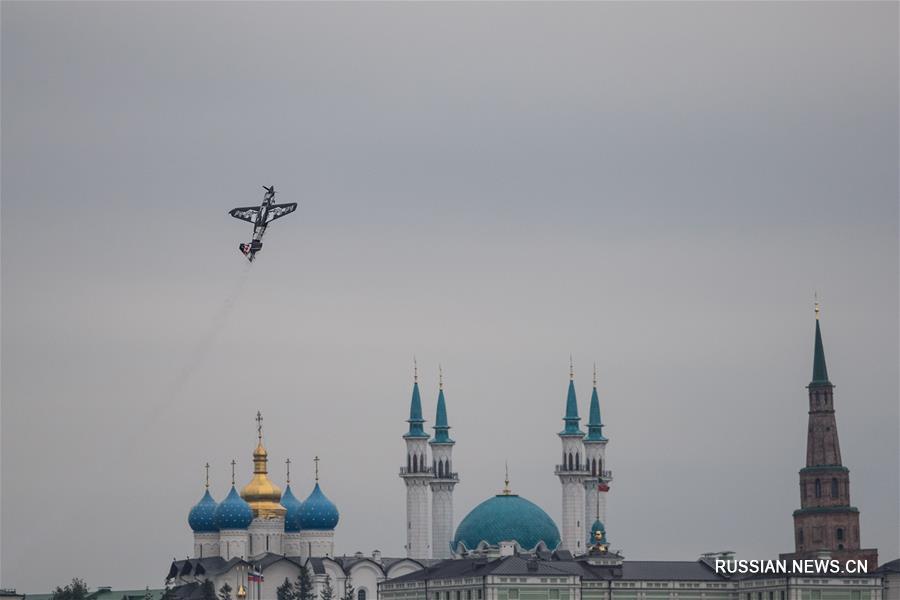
[554,464,589,476]
[399,465,434,477]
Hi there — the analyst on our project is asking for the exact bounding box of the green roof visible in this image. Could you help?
[811,318,831,385]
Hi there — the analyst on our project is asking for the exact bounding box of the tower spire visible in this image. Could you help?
[314,455,320,483]
[404,359,428,438]
[585,365,606,441]
[204,462,210,489]
[285,458,291,485]
[231,460,236,486]
[811,302,830,385]
[561,358,583,435]
[502,461,511,495]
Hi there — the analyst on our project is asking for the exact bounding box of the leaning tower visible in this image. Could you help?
[400,363,432,559]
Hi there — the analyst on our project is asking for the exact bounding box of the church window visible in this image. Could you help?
[831,478,838,497]
[836,528,844,541]
[358,590,367,600]
[797,529,804,545]
[815,479,822,498]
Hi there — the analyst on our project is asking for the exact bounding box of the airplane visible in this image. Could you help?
[228,186,297,262]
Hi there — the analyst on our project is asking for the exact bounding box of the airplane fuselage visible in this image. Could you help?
[229,186,297,262]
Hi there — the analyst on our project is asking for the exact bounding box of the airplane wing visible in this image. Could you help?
[229,206,260,223]
[266,203,298,223]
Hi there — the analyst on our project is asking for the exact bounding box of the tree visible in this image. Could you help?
[341,575,355,600]
[218,582,234,600]
[295,564,314,600]
[200,579,217,600]
[320,575,335,600]
[277,578,295,600]
[50,578,89,600]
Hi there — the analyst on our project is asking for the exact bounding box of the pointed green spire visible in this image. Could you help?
[811,305,830,385]
[561,359,584,436]
[404,360,428,438]
[585,364,606,441]
[432,388,454,444]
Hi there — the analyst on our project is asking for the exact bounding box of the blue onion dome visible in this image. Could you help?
[214,486,254,530]
[188,490,219,533]
[589,519,607,546]
[281,485,304,532]
[298,483,339,530]
[453,493,561,551]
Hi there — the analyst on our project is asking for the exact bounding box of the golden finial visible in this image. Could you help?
[204,462,210,490]
[413,356,418,384]
[230,459,236,486]
[285,458,291,485]
[439,364,443,390]
[593,362,597,388]
[237,583,247,599]
[314,455,320,483]
[569,355,574,381]
[256,410,263,443]
[502,460,511,495]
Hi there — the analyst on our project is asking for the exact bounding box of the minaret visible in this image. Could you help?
[555,358,588,554]
[583,364,612,544]
[400,360,432,558]
[429,366,458,559]
[780,304,878,570]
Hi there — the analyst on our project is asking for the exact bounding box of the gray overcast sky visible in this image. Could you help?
[2,1,898,594]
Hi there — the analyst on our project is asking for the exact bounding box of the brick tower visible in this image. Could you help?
[780,304,878,570]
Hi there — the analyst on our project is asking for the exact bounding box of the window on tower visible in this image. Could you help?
[837,528,844,541]
[358,590,366,600]
[815,479,822,498]
[831,478,838,497]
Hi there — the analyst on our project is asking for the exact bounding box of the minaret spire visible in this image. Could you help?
[400,359,433,559]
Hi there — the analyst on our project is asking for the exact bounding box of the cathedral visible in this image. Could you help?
[165,307,892,600]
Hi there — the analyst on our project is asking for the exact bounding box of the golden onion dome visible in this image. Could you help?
[240,414,286,519]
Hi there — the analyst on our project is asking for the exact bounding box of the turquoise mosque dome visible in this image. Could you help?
[214,486,254,530]
[453,493,561,552]
[281,484,304,532]
[298,483,339,530]
[188,490,219,533]
[588,519,607,546]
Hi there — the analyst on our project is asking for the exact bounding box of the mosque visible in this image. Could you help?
[167,309,894,600]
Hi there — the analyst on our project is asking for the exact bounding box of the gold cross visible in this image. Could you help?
[204,462,210,489]
[231,459,236,485]
[256,411,263,442]
[285,458,292,484]
[314,455,320,482]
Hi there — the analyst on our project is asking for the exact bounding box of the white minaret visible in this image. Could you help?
[400,361,432,558]
[583,364,612,542]
[429,366,458,559]
[555,359,588,554]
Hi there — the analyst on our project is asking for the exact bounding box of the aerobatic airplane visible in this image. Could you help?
[229,186,297,261]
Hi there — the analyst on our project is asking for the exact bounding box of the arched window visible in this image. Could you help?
[567,453,573,470]
[836,528,844,541]
[358,590,367,600]
[407,455,411,471]
[413,454,418,473]
[576,453,580,470]
[831,478,838,498]
[815,479,822,498]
